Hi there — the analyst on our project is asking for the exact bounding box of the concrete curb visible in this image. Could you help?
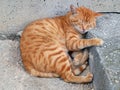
[87,14,120,90]
[89,47,112,90]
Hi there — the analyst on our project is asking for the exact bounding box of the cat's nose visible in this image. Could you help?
[83,28,85,31]
[82,26,85,31]
[82,28,85,32]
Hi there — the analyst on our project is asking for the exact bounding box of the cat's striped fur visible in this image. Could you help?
[20,5,103,83]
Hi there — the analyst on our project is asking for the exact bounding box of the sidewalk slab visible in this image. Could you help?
[0,0,120,35]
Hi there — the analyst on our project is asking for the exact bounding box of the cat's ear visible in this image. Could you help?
[70,4,77,15]
[94,12,103,17]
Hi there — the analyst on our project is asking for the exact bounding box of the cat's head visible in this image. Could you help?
[69,5,102,34]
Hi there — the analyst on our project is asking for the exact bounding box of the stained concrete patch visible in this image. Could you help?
[0,40,93,90]
[88,14,120,90]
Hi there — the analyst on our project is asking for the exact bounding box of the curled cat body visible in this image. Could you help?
[20,5,103,83]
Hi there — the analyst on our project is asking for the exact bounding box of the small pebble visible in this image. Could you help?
[115,80,119,83]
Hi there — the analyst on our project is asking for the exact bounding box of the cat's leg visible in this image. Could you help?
[66,33,103,51]
[72,63,87,76]
[72,49,89,66]
[68,38,103,50]
[55,53,93,83]
[63,69,93,83]
[70,49,88,75]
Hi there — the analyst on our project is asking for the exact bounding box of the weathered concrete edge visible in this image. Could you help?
[87,33,112,90]
[89,47,112,90]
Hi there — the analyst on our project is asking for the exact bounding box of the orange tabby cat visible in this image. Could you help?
[20,5,103,83]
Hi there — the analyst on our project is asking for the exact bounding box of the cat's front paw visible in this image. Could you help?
[92,38,104,46]
[82,72,93,83]
[84,72,93,83]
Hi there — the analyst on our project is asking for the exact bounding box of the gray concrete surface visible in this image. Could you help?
[88,14,120,90]
[0,0,120,90]
[0,0,120,35]
[1,14,120,90]
[0,40,93,90]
